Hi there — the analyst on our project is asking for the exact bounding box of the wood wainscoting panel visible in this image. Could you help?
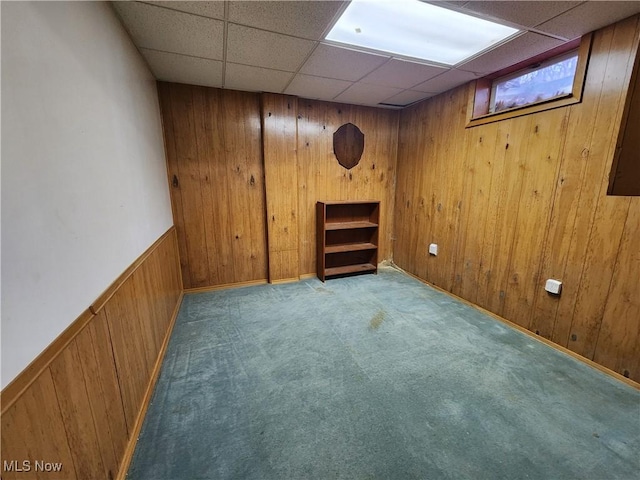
[0,228,183,479]
[393,16,640,381]
[103,275,152,431]
[74,310,128,480]
[49,344,106,479]
[1,370,76,479]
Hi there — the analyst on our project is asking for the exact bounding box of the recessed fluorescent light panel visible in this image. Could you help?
[325,0,519,65]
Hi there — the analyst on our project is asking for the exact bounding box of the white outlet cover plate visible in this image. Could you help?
[429,243,438,256]
[545,279,562,294]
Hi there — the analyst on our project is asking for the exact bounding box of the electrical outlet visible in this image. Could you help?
[429,243,438,256]
[545,279,562,295]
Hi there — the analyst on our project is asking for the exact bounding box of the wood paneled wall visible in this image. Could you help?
[160,84,399,286]
[295,99,399,277]
[1,229,183,479]
[159,83,268,289]
[262,94,301,282]
[394,16,640,381]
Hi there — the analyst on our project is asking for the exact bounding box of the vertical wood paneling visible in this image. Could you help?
[563,18,639,358]
[262,93,300,282]
[159,83,268,289]
[452,119,499,302]
[224,90,268,282]
[159,86,192,289]
[478,117,531,315]
[501,109,568,327]
[298,99,329,275]
[414,91,471,291]
[296,99,399,276]
[1,229,183,479]
[1,371,76,479]
[474,123,509,309]
[104,276,152,430]
[75,311,128,480]
[594,198,640,378]
[411,98,441,283]
[394,16,640,381]
[528,25,615,341]
[168,84,210,288]
[49,344,106,479]
[161,87,398,285]
[392,106,415,273]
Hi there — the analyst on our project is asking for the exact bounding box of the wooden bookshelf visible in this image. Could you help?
[316,201,379,281]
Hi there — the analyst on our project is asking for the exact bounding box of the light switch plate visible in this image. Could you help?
[429,243,438,256]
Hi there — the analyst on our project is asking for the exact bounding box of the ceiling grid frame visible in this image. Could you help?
[112,0,640,109]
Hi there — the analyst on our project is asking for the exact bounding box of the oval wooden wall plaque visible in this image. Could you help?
[333,123,364,170]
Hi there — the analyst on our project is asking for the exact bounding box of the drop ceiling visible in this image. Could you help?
[112,1,640,109]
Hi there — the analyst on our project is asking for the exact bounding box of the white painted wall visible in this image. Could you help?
[1,2,174,388]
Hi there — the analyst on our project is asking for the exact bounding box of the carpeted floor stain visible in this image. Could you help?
[369,310,385,330]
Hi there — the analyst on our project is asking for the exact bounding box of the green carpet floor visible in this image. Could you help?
[128,267,640,479]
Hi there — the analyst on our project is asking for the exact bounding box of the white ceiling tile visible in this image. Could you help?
[226,24,316,72]
[112,2,224,59]
[225,63,294,93]
[140,49,223,87]
[284,74,352,101]
[228,1,347,40]
[460,1,580,28]
[143,1,225,19]
[299,44,389,82]
[381,90,434,107]
[536,2,640,40]
[360,59,447,89]
[413,69,479,93]
[458,32,564,75]
[333,83,403,106]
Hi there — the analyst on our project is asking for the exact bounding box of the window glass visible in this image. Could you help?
[490,51,579,113]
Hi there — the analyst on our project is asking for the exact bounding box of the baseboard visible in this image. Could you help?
[116,291,184,480]
[185,279,268,294]
[391,263,640,391]
[270,277,300,285]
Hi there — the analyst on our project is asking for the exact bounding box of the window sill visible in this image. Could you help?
[466,93,579,128]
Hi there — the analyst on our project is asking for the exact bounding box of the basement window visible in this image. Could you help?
[468,34,592,127]
[490,50,579,113]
